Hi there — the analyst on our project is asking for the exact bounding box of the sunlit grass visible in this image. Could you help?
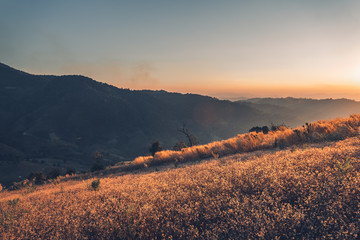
[1,135,360,238]
[133,114,360,168]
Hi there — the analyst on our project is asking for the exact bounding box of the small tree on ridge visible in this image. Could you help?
[149,141,163,156]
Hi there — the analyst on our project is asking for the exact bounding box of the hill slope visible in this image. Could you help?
[0,63,264,184]
[131,114,360,168]
[1,62,360,185]
[1,133,359,239]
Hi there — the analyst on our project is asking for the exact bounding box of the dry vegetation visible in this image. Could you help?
[0,139,360,239]
[133,114,360,168]
[1,115,360,239]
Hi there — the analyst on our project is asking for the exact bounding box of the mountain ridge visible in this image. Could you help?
[0,62,264,184]
[1,62,360,185]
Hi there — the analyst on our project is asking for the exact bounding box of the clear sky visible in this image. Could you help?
[1,0,360,100]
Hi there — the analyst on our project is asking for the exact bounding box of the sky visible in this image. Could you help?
[1,0,360,100]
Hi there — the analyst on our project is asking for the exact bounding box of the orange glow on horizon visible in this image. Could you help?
[38,61,360,101]
[111,82,360,101]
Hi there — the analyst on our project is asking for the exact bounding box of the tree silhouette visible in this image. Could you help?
[149,141,163,156]
[177,124,199,147]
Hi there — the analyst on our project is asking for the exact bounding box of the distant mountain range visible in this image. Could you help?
[1,62,359,185]
[238,97,360,127]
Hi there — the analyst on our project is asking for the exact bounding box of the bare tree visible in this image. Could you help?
[177,124,199,147]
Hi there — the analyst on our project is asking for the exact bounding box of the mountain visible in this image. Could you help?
[238,97,360,127]
[0,63,264,185]
[1,62,360,185]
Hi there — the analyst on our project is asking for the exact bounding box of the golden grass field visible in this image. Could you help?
[1,115,360,239]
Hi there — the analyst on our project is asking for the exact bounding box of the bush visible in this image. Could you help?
[249,126,262,133]
[249,126,270,134]
[90,179,100,191]
[262,126,269,134]
[149,141,163,156]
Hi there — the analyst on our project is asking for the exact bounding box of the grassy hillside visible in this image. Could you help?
[132,114,360,168]
[1,116,360,239]
[2,62,360,186]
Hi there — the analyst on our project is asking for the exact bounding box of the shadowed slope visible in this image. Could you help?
[0,63,263,185]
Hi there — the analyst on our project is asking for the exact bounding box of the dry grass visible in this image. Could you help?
[1,134,360,239]
[132,114,360,168]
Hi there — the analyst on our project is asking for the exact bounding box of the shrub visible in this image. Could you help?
[249,126,262,133]
[90,179,101,191]
[262,126,269,134]
[249,126,270,134]
[149,141,163,156]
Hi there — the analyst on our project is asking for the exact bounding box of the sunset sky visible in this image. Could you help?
[1,0,360,100]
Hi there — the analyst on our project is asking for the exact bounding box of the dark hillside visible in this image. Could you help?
[1,62,360,185]
[0,63,263,184]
